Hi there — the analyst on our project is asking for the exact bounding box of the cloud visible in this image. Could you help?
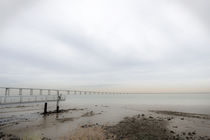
[0,0,210,92]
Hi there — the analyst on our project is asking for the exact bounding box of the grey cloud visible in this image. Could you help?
[0,0,210,92]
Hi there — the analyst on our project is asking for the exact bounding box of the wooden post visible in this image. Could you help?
[44,102,47,114]
[56,90,60,113]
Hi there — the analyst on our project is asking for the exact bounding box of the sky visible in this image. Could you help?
[0,0,210,93]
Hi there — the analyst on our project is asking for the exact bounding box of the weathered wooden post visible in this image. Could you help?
[56,90,60,113]
[44,102,47,114]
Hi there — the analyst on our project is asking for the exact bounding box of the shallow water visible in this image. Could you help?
[66,93,210,105]
[1,93,210,114]
[63,93,210,114]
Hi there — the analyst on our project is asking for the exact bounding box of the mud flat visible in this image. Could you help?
[1,104,210,140]
[62,113,210,140]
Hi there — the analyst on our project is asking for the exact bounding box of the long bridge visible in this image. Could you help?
[0,87,127,105]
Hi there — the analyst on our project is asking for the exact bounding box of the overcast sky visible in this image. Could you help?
[0,0,210,93]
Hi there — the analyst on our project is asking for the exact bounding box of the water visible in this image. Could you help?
[66,93,210,106]
[63,93,210,114]
[1,93,210,114]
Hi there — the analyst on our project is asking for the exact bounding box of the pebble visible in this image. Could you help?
[192,131,196,135]
[170,130,175,134]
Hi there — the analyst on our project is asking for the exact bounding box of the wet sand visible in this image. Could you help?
[1,103,210,140]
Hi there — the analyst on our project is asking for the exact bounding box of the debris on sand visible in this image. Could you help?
[104,115,182,140]
[40,108,84,115]
[151,110,210,120]
[101,105,109,107]
[41,137,51,140]
[104,115,210,140]
[81,111,95,117]
[0,131,20,140]
[63,124,106,140]
[81,111,101,117]
[56,117,74,122]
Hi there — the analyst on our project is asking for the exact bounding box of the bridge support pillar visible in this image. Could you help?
[40,89,42,95]
[48,90,51,95]
[19,89,22,103]
[4,88,8,103]
[30,89,33,95]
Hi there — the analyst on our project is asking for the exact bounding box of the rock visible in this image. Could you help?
[10,138,21,140]
[42,137,51,140]
[192,131,196,135]
[8,134,12,137]
[0,133,5,138]
[170,130,175,134]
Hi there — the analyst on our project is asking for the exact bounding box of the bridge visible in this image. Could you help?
[0,87,127,114]
[0,87,127,105]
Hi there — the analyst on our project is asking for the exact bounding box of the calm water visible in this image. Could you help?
[1,93,210,114]
[66,93,210,105]
[63,93,210,114]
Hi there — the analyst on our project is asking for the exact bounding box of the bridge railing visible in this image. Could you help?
[0,95,65,105]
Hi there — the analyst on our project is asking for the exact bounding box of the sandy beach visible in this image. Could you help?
[1,101,210,140]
